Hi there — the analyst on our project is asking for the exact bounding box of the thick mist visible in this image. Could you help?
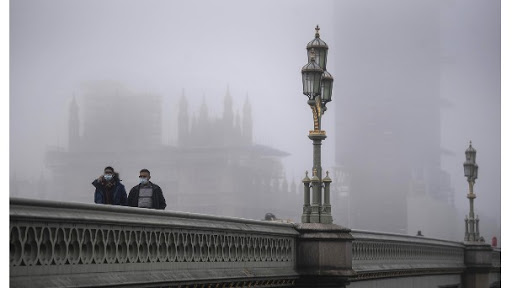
[10,0,500,243]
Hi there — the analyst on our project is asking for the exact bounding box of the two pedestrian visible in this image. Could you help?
[92,167,166,210]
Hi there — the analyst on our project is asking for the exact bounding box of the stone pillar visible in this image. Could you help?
[302,172,312,223]
[463,242,493,288]
[295,223,355,287]
[310,171,321,223]
[321,172,333,224]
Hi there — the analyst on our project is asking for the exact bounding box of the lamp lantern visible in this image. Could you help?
[301,49,323,98]
[306,25,329,70]
[321,70,333,103]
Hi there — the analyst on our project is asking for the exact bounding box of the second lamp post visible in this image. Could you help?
[300,26,334,224]
[463,141,482,242]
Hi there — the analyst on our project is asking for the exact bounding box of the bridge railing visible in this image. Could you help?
[10,198,299,288]
[350,229,466,281]
[492,248,501,268]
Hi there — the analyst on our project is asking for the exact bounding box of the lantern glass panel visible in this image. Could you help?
[313,72,322,96]
[321,71,333,103]
[469,152,476,163]
[316,49,328,70]
[464,162,473,178]
[302,73,312,96]
[302,68,322,97]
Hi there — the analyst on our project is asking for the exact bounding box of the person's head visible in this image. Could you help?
[103,166,115,181]
[139,169,151,184]
[103,166,120,182]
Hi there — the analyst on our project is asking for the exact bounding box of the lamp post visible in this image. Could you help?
[463,141,482,242]
[301,25,334,224]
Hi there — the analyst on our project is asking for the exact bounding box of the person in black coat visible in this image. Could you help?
[127,168,166,210]
[93,166,127,206]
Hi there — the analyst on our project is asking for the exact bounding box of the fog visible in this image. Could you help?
[10,0,500,242]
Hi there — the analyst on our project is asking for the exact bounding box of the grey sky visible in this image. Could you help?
[10,0,500,235]
[10,0,335,178]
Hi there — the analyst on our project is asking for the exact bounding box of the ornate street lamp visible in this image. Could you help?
[463,141,483,242]
[301,25,334,224]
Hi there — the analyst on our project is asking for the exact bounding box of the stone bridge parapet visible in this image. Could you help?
[351,229,466,281]
[10,198,501,287]
[10,198,299,287]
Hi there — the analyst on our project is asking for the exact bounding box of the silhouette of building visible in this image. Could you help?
[173,87,292,218]
[45,81,167,203]
[44,81,293,220]
[331,0,456,234]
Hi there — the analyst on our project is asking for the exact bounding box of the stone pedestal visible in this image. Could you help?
[463,242,493,288]
[295,223,355,288]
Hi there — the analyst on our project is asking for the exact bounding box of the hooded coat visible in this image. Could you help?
[93,173,128,206]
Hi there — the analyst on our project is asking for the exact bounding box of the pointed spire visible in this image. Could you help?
[178,88,189,146]
[223,84,234,127]
[242,92,253,145]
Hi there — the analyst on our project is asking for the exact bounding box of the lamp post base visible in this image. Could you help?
[295,223,355,288]
[463,242,493,288]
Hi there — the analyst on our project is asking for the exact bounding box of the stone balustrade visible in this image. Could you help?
[491,248,501,269]
[10,198,501,287]
[351,229,466,281]
[10,198,299,288]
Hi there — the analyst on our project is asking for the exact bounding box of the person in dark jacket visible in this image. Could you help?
[127,168,166,210]
[93,166,127,206]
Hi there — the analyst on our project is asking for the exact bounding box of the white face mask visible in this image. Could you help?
[139,177,148,184]
[104,174,113,181]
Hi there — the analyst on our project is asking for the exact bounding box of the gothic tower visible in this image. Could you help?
[178,89,189,147]
[223,85,234,130]
[242,94,253,145]
[196,95,211,146]
[234,110,242,143]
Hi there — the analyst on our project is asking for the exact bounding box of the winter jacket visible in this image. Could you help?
[127,182,166,210]
[93,179,128,206]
